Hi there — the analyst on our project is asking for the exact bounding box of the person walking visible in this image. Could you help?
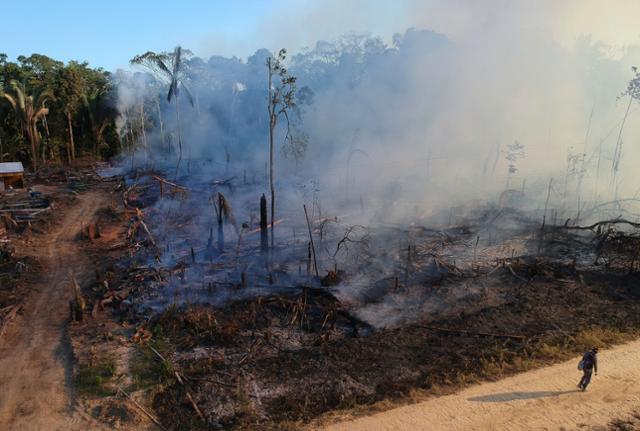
[578,346,598,391]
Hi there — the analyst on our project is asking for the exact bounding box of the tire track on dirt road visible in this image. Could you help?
[321,340,640,431]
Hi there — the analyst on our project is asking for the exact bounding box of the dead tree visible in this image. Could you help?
[216,193,226,251]
[303,205,319,277]
[260,194,268,254]
[266,48,305,251]
[214,192,237,253]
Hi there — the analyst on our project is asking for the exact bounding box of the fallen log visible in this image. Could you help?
[133,208,157,248]
[152,175,187,191]
[245,218,285,235]
[554,217,640,231]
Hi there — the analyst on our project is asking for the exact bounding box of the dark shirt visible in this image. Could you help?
[583,351,598,372]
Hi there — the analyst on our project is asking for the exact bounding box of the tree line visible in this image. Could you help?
[0,53,120,169]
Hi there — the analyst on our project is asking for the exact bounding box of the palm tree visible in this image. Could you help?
[131,46,194,178]
[0,80,53,169]
[83,89,117,159]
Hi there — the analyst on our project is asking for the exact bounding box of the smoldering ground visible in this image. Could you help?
[74,5,640,429]
[110,1,640,329]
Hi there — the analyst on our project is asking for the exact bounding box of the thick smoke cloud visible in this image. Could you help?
[116,1,640,225]
[112,2,640,327]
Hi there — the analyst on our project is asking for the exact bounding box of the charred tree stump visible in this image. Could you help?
[88,223,97,241]
[307,242,312,275]
[217,193,225,252]
[303,204,319,277]
[260,194,268,254]
[69,274,85,322]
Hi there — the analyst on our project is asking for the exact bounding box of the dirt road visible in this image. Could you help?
[323,340,640,431]
[0,190,109,431]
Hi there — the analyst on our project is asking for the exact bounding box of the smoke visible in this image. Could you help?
[113,70,157,138]
[115,1,640,222]
[112,1,640,325]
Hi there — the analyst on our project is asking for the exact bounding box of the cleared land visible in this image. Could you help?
[0,189,112,430]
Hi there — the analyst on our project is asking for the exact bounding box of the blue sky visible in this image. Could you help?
[0,0,287,70]
[1,0,409,71]
[6,0,631,72]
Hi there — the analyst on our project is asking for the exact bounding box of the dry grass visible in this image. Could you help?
[590,409,640,430]
[311,326,640,429]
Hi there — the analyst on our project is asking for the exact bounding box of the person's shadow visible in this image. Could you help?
[467,390,578,402]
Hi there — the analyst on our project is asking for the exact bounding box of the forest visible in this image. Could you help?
[0,54,120,167]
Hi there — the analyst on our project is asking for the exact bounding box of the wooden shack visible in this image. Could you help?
[0,162,25,190]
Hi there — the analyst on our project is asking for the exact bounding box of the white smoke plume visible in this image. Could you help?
[107,1,640,239]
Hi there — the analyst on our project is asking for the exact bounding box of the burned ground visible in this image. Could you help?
[149,264,640,430]
[59,168,640,430]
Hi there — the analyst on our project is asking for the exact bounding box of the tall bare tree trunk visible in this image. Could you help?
[140,103,148,163]
[156,98,166,152]
[174,98,183,180]
[269,116,275,252]
[267,58,275,252]
[126,110,135,170]
[611,95,633,191]
[66,112,75,162]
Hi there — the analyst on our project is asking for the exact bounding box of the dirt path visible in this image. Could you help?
[0,190,110,431]
[322,340,640,431]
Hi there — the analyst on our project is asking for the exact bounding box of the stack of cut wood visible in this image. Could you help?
[0,197,52,224]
